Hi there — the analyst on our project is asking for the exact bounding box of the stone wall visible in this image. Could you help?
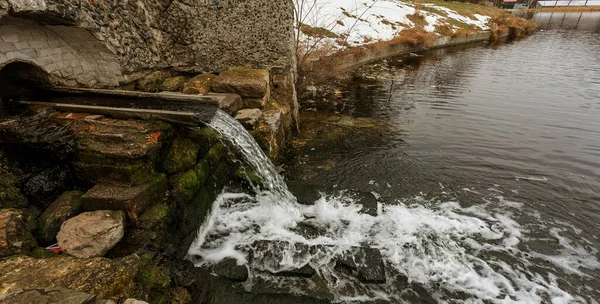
[0,0,298,127]
[0,16,122,87]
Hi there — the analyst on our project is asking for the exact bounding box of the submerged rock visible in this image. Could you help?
[251,240,316,278]
[57,210,125,258]
[0,208,36,257]
[213,258,249,282]
[0,254,140,299]
[0,287,98,304]
[35,190,84,245]
[336,247,386,283]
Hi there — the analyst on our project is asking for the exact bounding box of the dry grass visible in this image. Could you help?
[407,12,429,28]
[487,13,539,41]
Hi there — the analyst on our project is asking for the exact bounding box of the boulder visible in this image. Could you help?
[234,108,262,130]
[212,69,269,98]
[161,76,189,92]
[182,73,216,94]
[56,210,125,258]
[0,287,97,304]
[123,299,149,304]
[251,240,316,278]
[0,208,36,257]
[0,166,28,209]
[35,190,84,245]
[213,258,249,282]
[136,70,173,92]
[0,254,140,299]
[81,174,168,221]
[208,93,242,115]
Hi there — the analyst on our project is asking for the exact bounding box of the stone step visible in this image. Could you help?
[81,174,167,222]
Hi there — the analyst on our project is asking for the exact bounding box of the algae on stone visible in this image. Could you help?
[0,166,28,209]
[162,137,201,174]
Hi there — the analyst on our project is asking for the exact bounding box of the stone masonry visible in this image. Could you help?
[0,0,299,129]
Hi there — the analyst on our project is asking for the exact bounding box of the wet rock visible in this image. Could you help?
[0,287,97,304]
[213,69,269,98]
[170,287,192,304]
[139,203,170,230]
[162,137,200,174]
[182,73,216,94]
[81,174,167,221]
[243,96,269,108]
[251,240,316,278]
[57,210,125,258]
[66,117,171,185]
[336,247,386,283]
[213,258,249,282]
[21,165,72,205]
[136,70,173,92]
[235,108,262,130]
[169,170,203,204]
[211,93,243,115]
[0,208,36,257]
[0,254,140,299]
[35,190,84,245]
[0,166,28,209]
[161,76,189,92]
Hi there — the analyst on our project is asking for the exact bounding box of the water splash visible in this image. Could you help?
[187,110,599,303]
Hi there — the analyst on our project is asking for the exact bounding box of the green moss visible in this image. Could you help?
[29,247,59,259]
[249,130,271,153]
[0,167,28,209]
[162,137,200,174]
[139,203,170,230]
[138,254,171,290]
[234,167,263,186]
[189,128,220,147]
[169,170,201,203]
[193,159,209,185]
[206,143,226,166]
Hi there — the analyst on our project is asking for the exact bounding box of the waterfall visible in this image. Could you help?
[186,110,584,303]
[206,110,296,204]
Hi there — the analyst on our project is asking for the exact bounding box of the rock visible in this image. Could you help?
[123,299,149,304]
[139,203,170,230]
[234,108,262,130]
[251,240,316,278]
[336,247,386,283]
[169,170,202,204]
[21,165,72,206]
[0,287,97,304]
[243,96,269,108]
[35,190,84,245]
[57,210,125,258]
[0,166,28,209]
[161,76,189,92]
[81,174,167,221]
[213,258,249,282]
[212,69,269,98]
[182,73,216,94]
[162,137,200,174]
[170,287,192,304]
[0,209,36,257]
[136,70,173,92]
[208,93,242,115]
[0,254,140,299]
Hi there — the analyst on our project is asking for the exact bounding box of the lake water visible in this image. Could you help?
[282,12,600,302]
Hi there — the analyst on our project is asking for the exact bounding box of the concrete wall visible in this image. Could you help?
[0,16,122,87]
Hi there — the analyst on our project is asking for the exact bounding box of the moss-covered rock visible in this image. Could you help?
[29,247,59,259]
[188,128,220,156]
[170,287,192,304]
[137,70,173,92]
[206,143,226,166]
[136,254,172,303]
[169,170,202,204]
[162,137,201,174]
[234,166,263,187]
[139,203,171,230]
[161,76,189,92]
[182,73,216,95]
[0,166,28,209]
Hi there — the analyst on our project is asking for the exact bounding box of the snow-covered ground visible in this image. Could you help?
[297,0,491,47]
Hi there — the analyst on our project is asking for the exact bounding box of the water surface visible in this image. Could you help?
[283,12,600,302]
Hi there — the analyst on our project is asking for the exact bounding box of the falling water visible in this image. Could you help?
[187,110,599,303]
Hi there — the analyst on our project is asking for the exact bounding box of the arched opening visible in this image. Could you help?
[0,61,52,105]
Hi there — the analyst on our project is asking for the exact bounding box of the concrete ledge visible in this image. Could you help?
[335,31,493,70]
